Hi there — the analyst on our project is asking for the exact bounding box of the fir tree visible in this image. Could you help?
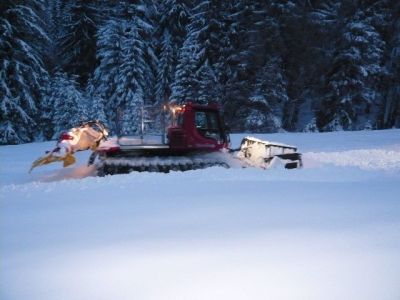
[171,0,227,105]
[157,0,190,42]
[155,31,174,104]
[92,12,149,134]
[223,1,270,129]
[117,17,147,135]
[170,34,199,104]
[196,60,220,104]
[116,0,155,104]
[320,19,385,130]
[154,0,190,105]
[245,57,289,132]
[0,0,49,144]
[48,72,88,137]
[86,80,107,126]
[298,1,340,131]
[120,89,144,136]
[58,0,102,86]
[91,18,124,132]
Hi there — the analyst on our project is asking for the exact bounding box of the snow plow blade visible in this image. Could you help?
[29,152,76,173]
[29,120,108,173]
[237,137,302,169]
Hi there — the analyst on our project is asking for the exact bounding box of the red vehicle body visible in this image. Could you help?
[168,103,230,152]
[97,103,230,158]
[94,103,232,174]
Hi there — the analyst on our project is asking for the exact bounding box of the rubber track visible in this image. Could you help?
[97,157,230,176]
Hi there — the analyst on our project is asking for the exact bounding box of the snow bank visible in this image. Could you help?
[305,148,400,171]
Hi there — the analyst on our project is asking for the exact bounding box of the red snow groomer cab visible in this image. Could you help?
[167,103,230,152]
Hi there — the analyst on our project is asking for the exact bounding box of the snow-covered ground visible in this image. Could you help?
[1,129,400,300]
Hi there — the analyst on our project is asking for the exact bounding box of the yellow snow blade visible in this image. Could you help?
[29,152,76,173]
[63,153,76,167]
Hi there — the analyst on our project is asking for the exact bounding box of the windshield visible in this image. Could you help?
[195,110,222,140]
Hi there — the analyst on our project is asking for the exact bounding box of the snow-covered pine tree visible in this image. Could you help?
[91,1,153,135]
[171,0,228,105]
[0,0,49,144]
[362,0,395,37]
[119,1,155,104]
[191,1,228,69]
[92,16,149,134]
[49,72,88,138]
[245,56,289,132]
[58,0,103,86]
[43,0,63,72]
[155,31,174,104]
[319,18,385,131]
[154,0,190,105]
[294,1,341,132]
[222,1,269,130]
[170,33,199,104]
[156,0,190,42]
[120,88,144,136]
[196,60,220,105]
[86,80,107,126]
[265,1,300,131]
[117,16,147,135]
[194,0,229,105]
[91,19,124,133]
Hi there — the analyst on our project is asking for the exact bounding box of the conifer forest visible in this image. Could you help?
[1,0,399,144]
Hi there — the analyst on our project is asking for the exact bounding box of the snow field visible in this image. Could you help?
[1,129,400,300]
